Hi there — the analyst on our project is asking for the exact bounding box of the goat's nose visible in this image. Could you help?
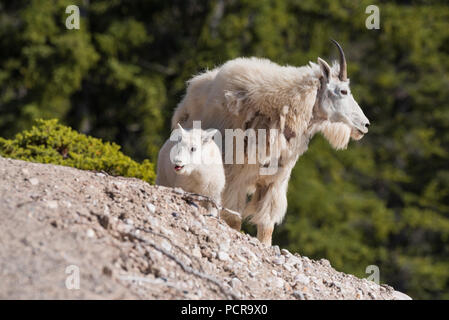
[365,122,370,128]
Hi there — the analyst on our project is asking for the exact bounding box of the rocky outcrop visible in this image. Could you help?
[0,157,411,299]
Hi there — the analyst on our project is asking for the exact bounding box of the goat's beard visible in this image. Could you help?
[320,121,351,150]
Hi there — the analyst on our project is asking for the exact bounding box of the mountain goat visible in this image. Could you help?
[171,40,370,246]
[156,124,225,216]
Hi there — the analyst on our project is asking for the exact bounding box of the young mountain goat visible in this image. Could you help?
[171,40,370,246]
[156,124,225,216]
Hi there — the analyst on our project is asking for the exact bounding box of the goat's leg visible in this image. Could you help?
[220,176,251,231]
[257,223,274,246]
[248,172,290,246]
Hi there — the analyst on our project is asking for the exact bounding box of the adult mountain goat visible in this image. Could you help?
[172,40,370,246]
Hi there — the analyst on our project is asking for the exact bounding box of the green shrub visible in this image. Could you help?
[0,119,156,184]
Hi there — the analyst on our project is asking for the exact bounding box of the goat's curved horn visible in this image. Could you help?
[331,39,347,81]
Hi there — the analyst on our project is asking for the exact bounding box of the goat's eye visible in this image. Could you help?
[191,146,197,152]
[340,89,348,95]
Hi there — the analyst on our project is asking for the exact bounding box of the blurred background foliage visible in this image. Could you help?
[0,0,448,299]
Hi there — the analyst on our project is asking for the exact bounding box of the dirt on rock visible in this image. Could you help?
[0,156,411,300]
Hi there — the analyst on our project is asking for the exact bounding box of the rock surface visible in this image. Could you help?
[0,157,411,300]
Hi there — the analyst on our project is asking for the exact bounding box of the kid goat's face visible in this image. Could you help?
[169,125,218,175]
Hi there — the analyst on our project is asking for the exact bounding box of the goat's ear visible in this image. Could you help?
[318,57,331,83]
[202,129,218,144]
[170,125,183,141]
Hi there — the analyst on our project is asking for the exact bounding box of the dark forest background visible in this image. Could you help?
[1,0,448,299]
